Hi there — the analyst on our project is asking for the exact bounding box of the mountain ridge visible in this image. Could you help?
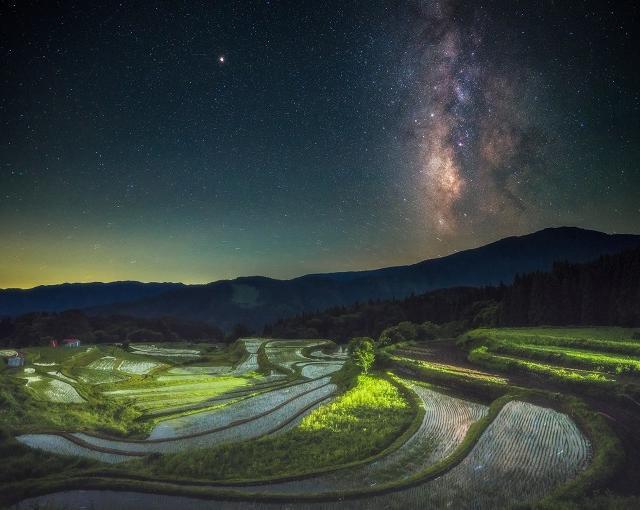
[0,281,186,317]
[2,227,639,329]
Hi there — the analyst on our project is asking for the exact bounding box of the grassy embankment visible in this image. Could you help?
[454,327,635,507]
[1,330,628,508]
[461,328,640,395]
[132,371,416,481]
[7,355,615,508]
[0,340,264,488]
[1,366,424,506]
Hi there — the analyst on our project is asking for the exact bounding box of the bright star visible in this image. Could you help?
[218,55,225,63]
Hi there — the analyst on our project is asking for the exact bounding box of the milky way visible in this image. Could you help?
[402,1,553,235]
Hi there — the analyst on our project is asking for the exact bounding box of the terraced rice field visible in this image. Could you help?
[18,385,335,462]
[148,377,333,437]
[129,344,201,359]
[309,348,348,360]
[90,339,289,414]
[495,342,640,374]
[15,435,136,464]
[76,368,128,385]
[17,378,337,460]
[144,377,291,419]
[87,356,162,375]
[467,327,640,372]
[469,327,638,344]
[20,373,44,385]
[299,362,343,379]
[46,371,76,383]
[6,335,596,510]
[19,373,86,403]
[82,377,335,445]
[16,400,591,509]
[230,338,266,374]
[396,356,509,385]
[238,384,488,494]
[470,347,616,383]
[337,400,591,509]
[264,340,327,372]
[103,375,252,413]
[165,366,232,375]
[118,359,162,374]
[89,356,119,371]
[43,379,85,403]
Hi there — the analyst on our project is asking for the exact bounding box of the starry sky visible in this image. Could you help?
[1,1,639,289]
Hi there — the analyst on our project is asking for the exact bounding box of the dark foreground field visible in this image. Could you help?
[2,328,640,509]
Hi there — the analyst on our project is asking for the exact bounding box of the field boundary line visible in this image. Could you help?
[28,381,334,455]
[85,372,425,488]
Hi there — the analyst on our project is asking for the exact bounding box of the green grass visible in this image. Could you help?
[490,342,640,375]
[0,341,279,439]
[462,327,640,390]
[0,373,147,436]
[468,327,639,341]
[537,494,640,510]
[465,327,640,356]
[136,373,415,481]
[469,346,615,384]
[2,332,629,507]
[393,356,509,385]
[104,375,253,413]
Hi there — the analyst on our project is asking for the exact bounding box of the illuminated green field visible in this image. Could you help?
[463,327,640,387]
[0,331,623,509]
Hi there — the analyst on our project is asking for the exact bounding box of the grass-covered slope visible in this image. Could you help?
[1,330,628,509]
[137,374,415,480]
[461,327,640,398]
[0,339,345,485]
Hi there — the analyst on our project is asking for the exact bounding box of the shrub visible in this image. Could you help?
[349,337,376,374]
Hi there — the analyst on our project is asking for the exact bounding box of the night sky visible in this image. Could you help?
[1,1,638,288]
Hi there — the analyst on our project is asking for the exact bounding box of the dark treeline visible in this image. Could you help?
[3,249,638,348]
[266,249,640,341]
[265,287,504,342]
[0,311,225,348]
[501,249,640,326]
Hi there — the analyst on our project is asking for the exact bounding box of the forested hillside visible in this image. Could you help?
[0,311,224,348]
[4,228,637,333]
[266,287,503,341]
[4,249,639,348]
[267,249,640,341]
[500,249,640,326]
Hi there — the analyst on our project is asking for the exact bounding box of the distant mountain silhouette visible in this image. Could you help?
[0,281,184,317]
[88,227,640,330]
[2,227,639,330]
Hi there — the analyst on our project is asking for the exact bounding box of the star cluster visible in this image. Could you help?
[0,1,638,288]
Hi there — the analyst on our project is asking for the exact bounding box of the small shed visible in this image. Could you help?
[5,352,25,367]
[63,338,81,348]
